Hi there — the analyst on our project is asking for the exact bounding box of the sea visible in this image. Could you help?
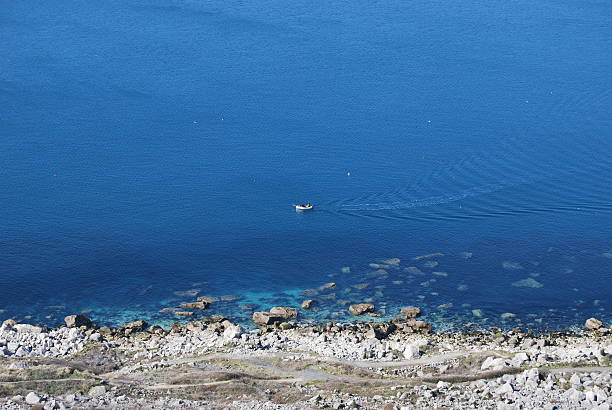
[1,0,611,331]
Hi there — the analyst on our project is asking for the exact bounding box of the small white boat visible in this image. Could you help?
[295,203,314,211]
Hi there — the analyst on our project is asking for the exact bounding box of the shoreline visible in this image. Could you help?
[0,311,610,409]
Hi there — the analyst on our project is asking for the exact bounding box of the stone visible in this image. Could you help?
[252,312,284,326]
[175,311,194,316]
[269,307,298,319]
[405,319,432,333]
[25,392,42,405]
[301,299,316,309]
[400,306,421,319]
[365,323,396,340]
[64,314,92,329]
[180,301,209,310]
[404,343,421,359]
[585,317,604,330]
[196,296,218,303]
[513,352,530,365]
[223,324,243,341]
[123,320,148,331]
[348,303,374,316]
[512,278,543,288]
[88,385,106,398]
[495,383,515,395]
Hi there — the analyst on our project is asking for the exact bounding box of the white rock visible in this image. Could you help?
[25,392,42,405]
[436,381,451,389]
[495,383,514,396]
[569,374,581,385]
[88,385,106,397]
[403,343,420,359]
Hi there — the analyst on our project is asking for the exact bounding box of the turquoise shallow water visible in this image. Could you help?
[1,0,611,330]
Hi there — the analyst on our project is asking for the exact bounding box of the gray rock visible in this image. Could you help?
[348,303,375,316]
[252,312,284,326]
[88,385,106,398]
[123,320,148,331]
[64,314,92,329]
[269,307,298,319]
[301,299,315,309]
[400,306,421,319]
[25,392,42,405]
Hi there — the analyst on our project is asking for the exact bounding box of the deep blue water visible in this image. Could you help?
[1,0,611,330]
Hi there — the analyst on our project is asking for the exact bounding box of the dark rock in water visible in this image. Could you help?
[159,307,181,313]
[320,292,337,300]
[64,314,93,329]
[175,311,194,317]
[319,282,336,290]
[585,317,604,330]
[300,289,319,296]
[252,312,284,326]
[269,306,298,319]
[220,295,243,302]
[123,320,148,331]
[400,306,421,319]
[239,303,260,311]
[197,296,219,303]
[348,303,375,316]
[180,301,209,310]
[301,299,316,309]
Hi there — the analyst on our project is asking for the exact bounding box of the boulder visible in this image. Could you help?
[365,322,396,340]
[64,314,92,329]
[405,319,432,333]
[252,312,284,326]
[123,320,148,332]
[301,299,316,309]
[400,306,421,319]
[348,303,375,316]
[269,307,298,319]
[88,385,106,398]
[585,317,604,330]
[180,301,209,310]
[223,324,243,341]
[404,343,421,359]
[25,392,42,405]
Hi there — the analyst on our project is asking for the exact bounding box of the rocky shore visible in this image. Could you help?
[0,311,610,409]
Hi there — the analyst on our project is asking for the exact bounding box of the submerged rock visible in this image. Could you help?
[503,261,523,270]
[64,314,92,329]
[269,307,298,319]
[400,306,421,319]
[319,282,337,290]
[301,299,315,309]
[180,301,209,310]
[348,303,375,316]
[413,253,444,260]
[512,278,543,288]
[173,289,200,297]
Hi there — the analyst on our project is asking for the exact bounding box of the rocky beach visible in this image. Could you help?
[0,307,610,409]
